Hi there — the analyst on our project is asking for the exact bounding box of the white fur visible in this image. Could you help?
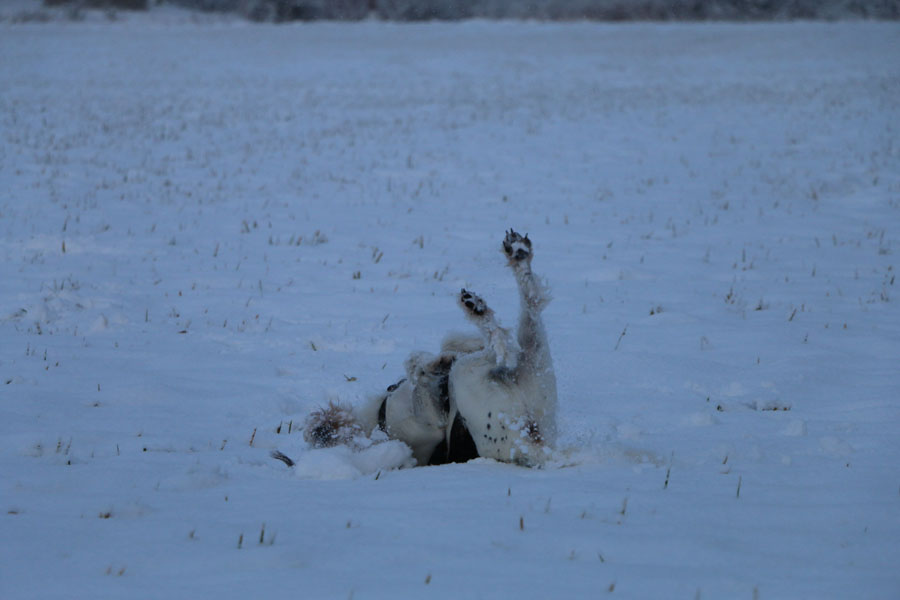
[310,230,557,468]
[447,231,558,465]
[448,353,553,465]
[380,381,445,466]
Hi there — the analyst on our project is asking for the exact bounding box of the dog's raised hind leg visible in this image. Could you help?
[502,229,557,444]
[502,230,552,375]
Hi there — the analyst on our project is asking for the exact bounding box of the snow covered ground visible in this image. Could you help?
[2,14,899,600]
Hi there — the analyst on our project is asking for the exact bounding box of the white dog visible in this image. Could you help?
[295,229,557,467]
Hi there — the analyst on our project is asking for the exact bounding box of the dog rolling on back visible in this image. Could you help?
[299,229,557,467]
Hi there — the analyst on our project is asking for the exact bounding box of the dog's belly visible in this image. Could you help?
[448,354,547,466]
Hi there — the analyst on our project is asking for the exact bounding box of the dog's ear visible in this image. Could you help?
[404,351,436,384]
[427,353,455,375]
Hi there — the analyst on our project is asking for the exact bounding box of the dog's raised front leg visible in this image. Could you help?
[458,288,516,370]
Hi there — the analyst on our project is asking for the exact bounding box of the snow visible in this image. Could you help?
[2,12,899,600]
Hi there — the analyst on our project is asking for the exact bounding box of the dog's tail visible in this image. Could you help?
[303,401,364,448]
[270,450,295,467]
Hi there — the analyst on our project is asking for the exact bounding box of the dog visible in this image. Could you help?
[291,229,557,467]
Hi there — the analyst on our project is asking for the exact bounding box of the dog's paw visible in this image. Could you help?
[503,229,532,264]
[460,288,488,317]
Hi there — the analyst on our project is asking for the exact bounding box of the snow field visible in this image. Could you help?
[1,18,899,599]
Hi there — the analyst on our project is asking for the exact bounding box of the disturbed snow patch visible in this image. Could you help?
[281,431,415,480]
[279,422,587,479]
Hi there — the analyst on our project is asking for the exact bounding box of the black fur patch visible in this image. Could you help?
[427,438,449,465]
[438,375,451,415]
[377,397,387,433]
[425,413,479,465]
[446,413,480,464]
[386,378,406,393]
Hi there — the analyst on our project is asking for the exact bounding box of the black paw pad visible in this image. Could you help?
[503,229,532,262]
[460,288,486,316]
